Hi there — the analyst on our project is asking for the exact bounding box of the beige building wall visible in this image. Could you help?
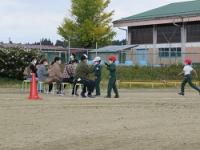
[129,42,200,65]
[185,47,200,63]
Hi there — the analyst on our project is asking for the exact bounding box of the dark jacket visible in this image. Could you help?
[75,61,93,80]
[106,63,116,79]
[93,64,102,79]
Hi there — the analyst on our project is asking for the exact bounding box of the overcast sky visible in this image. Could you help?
[0,0,191,44]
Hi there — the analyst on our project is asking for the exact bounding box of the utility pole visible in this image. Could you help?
[96,42,98,56]
[68,38,71,62]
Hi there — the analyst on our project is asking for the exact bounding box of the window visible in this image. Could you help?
[157,24,181,43]
[187,22,200,42]
[119,52,126,64]
[130,26,153,44]
[159,47,182,58]
[159,48,169,57]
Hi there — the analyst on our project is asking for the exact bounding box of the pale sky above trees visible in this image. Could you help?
[0,0,190,43]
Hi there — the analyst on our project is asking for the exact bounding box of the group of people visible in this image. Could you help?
[24,54,119,98]
[24,54,200,97]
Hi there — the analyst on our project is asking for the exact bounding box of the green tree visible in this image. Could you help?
[58,0,116,48]
[34,38,53,46]
[112,39,127,45]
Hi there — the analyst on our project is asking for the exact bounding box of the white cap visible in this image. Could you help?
[93,56,101,62]
[70,55,74,60]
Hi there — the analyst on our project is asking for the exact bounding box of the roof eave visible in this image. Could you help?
[113,15,200,27]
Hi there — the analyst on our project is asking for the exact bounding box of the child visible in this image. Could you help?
[105,55,119,98]
[178,58,200,96]
[93,56,102,96]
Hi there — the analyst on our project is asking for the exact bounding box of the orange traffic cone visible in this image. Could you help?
[28,73,41,100]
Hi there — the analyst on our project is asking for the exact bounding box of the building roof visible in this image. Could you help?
[92,45,138,53]
[114,0,200,27]
[0,43,90,51]
[0,43,66,51]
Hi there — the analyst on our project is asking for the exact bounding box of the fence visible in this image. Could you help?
[43,50,200,66]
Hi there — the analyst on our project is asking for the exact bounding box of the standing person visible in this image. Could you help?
[105,55,119,98]
[74,54,95,98]
[93,56,102,96]
[178,58,200,96]
[63,59,79,96]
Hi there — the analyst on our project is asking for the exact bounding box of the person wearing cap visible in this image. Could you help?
[105,55,119,98]
[93,56,102,96]
[74,54,95,98]
[178,58,200,96]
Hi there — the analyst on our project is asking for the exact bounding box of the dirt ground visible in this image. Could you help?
[1,88,200,150]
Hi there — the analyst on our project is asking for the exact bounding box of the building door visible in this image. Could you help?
[136,49,148,66]
[119,52,126,64]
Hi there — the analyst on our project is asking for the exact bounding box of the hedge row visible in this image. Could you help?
[0,47,43,80]
[102,65,200,81]
[0,46,199,82]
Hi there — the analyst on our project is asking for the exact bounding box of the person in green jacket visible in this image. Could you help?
[105,55,119,98]
[93,56,102,96]
[74,54,95,98]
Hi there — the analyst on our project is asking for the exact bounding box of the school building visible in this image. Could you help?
[90,45,137,65]
[113,0,200,66]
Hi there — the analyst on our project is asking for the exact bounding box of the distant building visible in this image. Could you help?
[113,0,200,66]
[0,43,90,63]
[90,45,137,65]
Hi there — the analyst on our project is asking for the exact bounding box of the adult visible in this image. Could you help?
[74,54,95,98]
[63,59,79,96]
[37,59,49,82]
[48,57,63,95]
[23,58,38,80]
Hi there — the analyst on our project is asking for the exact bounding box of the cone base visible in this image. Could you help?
[28,96,42,100]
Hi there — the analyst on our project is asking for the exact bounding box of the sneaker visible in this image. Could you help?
[58,93,65,96]
[88,95,95,98]
[95,94,101,97]
[178,92,184,96]
[114,95,119,98]
[81,93,87,98]
[104,96,111,98]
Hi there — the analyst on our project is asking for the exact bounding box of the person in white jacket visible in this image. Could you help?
[178,58,200,96]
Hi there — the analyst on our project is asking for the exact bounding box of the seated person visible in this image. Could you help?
[23,58,38,80]
[37,59,49,82]
[48,57,63,95]
[63,59,79,96]
[74,54,95,98]
[37,59,49,92]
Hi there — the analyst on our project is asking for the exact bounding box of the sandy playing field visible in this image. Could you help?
[0,88,200,150]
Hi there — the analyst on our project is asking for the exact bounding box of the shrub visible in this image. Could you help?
[101,64,199,81]
[0,46,43,80]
